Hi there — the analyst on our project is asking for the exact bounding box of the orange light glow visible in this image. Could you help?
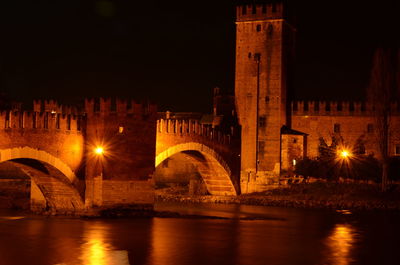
[339,150,351,159]
[94,146,104,155]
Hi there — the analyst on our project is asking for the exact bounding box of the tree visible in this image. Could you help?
[367,48,399,191]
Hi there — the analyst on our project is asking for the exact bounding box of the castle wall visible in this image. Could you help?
[291,101,400,159]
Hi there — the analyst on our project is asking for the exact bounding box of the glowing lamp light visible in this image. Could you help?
[340,150,351,159]
[94,146,104,155]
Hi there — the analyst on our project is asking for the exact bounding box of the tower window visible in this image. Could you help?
[262,4,267,13]
[248,52,252,59]
[252,5,257,14]
[396,145,400,155]
[256,24,261,32]
[259,116,266,128]
[265,96,270,103]
[367,124,374,133]
[267,24,273,37]
[272,3,277,13]
[334,123,340,133]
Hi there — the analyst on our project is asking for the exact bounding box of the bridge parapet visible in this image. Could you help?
[0,111,83,132]
[157,118,232,146]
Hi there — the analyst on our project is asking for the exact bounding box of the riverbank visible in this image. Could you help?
[156,182,400,211]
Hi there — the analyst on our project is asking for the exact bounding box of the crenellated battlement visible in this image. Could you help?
[84,98,157,118]
[157,118,232,145]
[291,101,400,116]
[0,110,82,132]
[236,1,285,22]
[33,100,79,115]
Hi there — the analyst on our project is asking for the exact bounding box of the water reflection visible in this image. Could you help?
[324,224,357,265]
[80,222,130,265]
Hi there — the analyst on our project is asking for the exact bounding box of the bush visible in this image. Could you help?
[295,154,381,182]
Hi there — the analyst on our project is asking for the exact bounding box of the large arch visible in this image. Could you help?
[0,147,84,213]
[0,147,78,184]
[156,143,237,195]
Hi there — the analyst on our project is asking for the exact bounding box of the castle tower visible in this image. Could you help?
[235,1,295,192]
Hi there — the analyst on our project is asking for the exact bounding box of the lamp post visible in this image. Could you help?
[94,146,105,177]
[254,53,261,173]
[337,148,352,180]
[339,149,351,160]
[91,145,105,207]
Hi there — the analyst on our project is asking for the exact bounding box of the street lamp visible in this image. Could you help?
[94,146,104,155]
[339,149,352,159]
[94,146,105,179]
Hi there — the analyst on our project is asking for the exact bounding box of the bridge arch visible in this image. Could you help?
[155,142,237,195]
[0,147,78,184]
[0,147,84,213]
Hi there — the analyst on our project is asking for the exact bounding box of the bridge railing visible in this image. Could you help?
[0,111,83,132]
[157,118,232,145]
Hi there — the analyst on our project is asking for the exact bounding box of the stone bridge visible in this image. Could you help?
[156,118,240,195]
[0,110,86,213]
[0,99,240,214]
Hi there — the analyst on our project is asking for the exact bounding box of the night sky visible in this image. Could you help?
[1,0,400,112]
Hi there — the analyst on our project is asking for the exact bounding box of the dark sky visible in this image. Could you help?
[1,0,399,112]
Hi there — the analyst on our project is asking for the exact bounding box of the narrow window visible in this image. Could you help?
[259,116,266,128]
[33,113,37,129]
[56,115,60,129]
[267,24,273,38]
[293,138,297,144]
[19,113,23,128]
[44,113,49,129]
[334,123,340,133]
[272,3,277,13]
[242,5,247,15]
[252,5,256,14]
[396,145,400,155]
[119,126,124,133]
[67,115,71,130]
[262,4,267,13]
[248,52,252,59]
[77,117,81,131]
[256,24,261,32]
[367,124,374,133]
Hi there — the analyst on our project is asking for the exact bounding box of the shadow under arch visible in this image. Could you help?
[155,143,237,195]
[0,147,78,184]
[0,147,85,213]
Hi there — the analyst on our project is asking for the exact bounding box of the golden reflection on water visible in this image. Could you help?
[324,224,357,265]
[80,222,130,265]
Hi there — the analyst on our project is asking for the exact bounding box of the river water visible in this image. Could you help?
[0,202,399,265]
